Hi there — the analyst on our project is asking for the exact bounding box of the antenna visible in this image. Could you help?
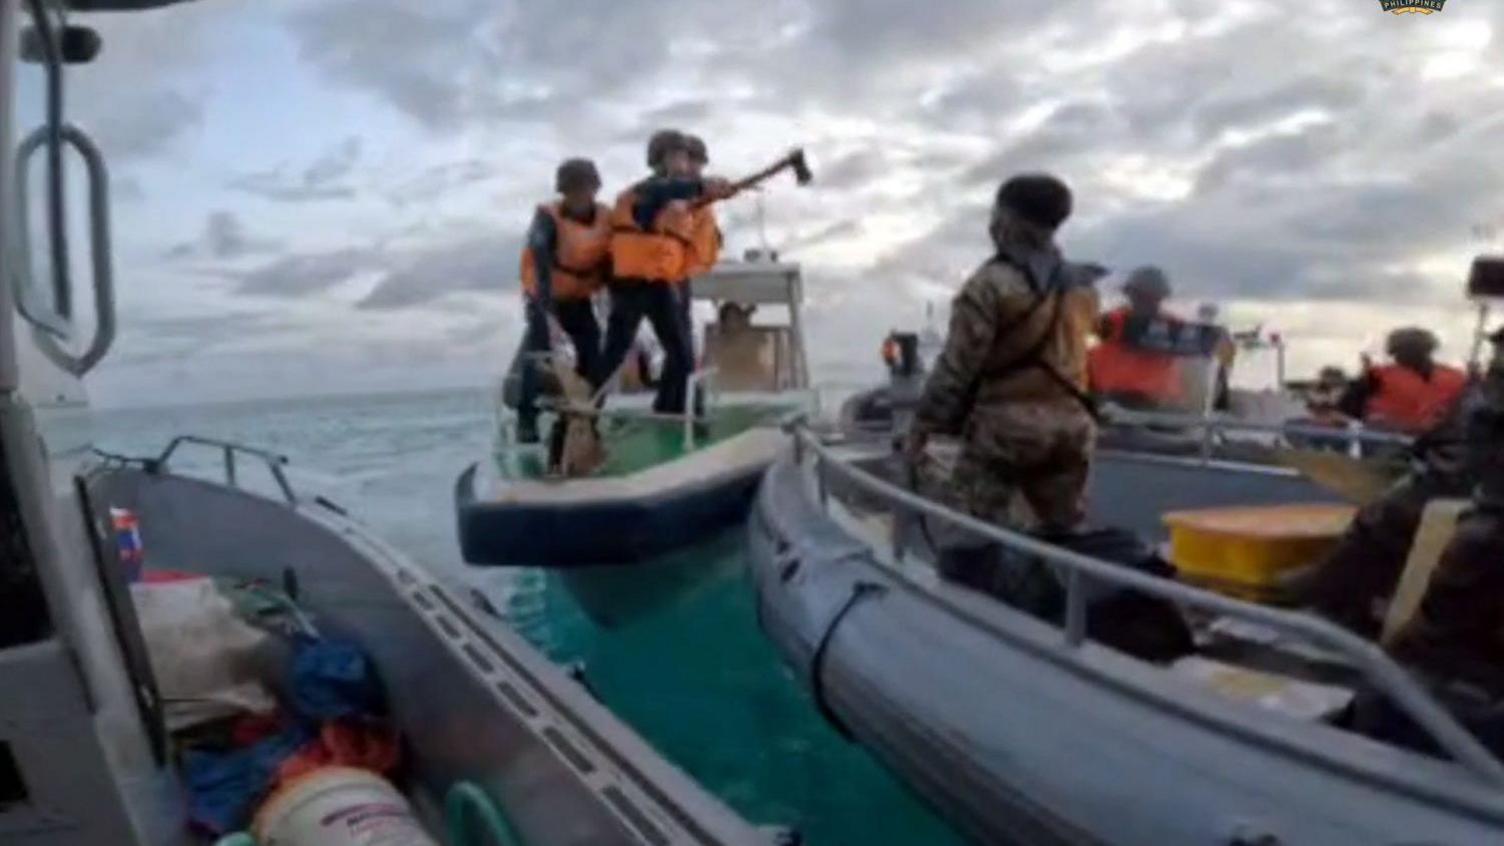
[755,192,771,255]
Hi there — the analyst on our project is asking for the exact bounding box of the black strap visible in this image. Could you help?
[809,581,887,740]
[965,254,1100,421]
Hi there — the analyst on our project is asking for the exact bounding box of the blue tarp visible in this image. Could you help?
[181,636,386,834]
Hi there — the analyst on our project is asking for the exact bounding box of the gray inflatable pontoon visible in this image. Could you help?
[748,424,1504,845]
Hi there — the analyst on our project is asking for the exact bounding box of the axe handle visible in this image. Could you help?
[691,154,797,208]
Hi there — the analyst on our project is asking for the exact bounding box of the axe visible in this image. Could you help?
[694,148,813,207]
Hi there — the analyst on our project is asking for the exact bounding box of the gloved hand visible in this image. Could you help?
[702,176,736,202]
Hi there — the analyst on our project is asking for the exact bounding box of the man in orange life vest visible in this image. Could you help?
[516,158,610,443]
[1338,327,1468,435]
[592,130,733,415]
[1088,266,1189,409]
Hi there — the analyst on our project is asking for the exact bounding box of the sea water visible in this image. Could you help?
[97,388,967,846]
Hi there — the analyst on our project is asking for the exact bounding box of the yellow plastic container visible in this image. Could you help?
[1164,503,1356,601]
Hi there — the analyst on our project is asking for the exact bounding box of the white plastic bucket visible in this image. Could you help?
[252,767,437,846]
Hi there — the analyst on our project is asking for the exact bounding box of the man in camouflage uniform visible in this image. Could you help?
[1386,329,1504,695]
[905,173,1101,534]
[1350,330,1504,754]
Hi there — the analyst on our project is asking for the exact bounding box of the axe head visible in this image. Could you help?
[788,148,813,185]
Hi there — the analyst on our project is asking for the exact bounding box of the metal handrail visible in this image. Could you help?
[154,435,296,505]
[1105,407,1414,447]
[784,418,1504,786]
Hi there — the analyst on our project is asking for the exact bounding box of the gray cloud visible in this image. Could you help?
[282,0,845,133]
[114,176,146,204]
[357,232,521,310]
[237,248,381,298]
[167,210,279,261]
[305,137,363,184]
[284,0,494,130]
[782,219,865,253]
[819,150,890,191]
[383,159,497,207]
[960,101,1126,184]
[89,88,206,161]
[228,136,363,202]
[1191,124,1342,196]
[271,0,1504,314]
[69,1,234,162]
[639,99,717,129]
[90,0,1504,404]
[111,311,293,366]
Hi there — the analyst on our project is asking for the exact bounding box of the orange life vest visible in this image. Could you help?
[608,189,696,283]
[520,202,611,301]
[683,207,722,278]
[1087,307,1184,402]
[1363,363,1467,434]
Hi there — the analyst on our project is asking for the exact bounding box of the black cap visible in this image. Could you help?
[555,158,600,194]
[995,173,1073,231]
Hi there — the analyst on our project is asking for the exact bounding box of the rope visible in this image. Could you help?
[808,582,886,739]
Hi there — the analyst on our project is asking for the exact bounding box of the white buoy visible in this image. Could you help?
[253,767,437,846]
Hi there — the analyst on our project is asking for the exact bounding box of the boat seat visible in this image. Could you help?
[1380,498,1470,647]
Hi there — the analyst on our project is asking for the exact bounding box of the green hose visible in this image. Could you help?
[212,834,257,846]
[445,781,524,846]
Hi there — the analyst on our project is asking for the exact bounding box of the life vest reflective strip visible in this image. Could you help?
[520,202,610,301]
[1087,307,1184,401]
[683,207,722,277]
[608,190,696,283]
[1364,363,1467,434]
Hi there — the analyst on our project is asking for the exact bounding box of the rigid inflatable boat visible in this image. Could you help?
[747,421,1504,845]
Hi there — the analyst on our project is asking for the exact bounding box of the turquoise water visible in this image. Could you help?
[97,389,967,845]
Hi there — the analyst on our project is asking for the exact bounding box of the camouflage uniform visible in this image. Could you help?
[1296,387,1480,636]
[912,219,1101,533]
[1350,342,1504,754]
[1386,337,1504,695]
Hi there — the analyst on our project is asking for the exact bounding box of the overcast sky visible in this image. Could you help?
[48,0,1504,405]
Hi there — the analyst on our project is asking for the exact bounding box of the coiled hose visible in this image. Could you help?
[446,781,524,846]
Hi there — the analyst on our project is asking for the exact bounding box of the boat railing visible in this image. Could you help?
[150,435,297,504]
[1104,407,1413,461]
[784,417,1504,786]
